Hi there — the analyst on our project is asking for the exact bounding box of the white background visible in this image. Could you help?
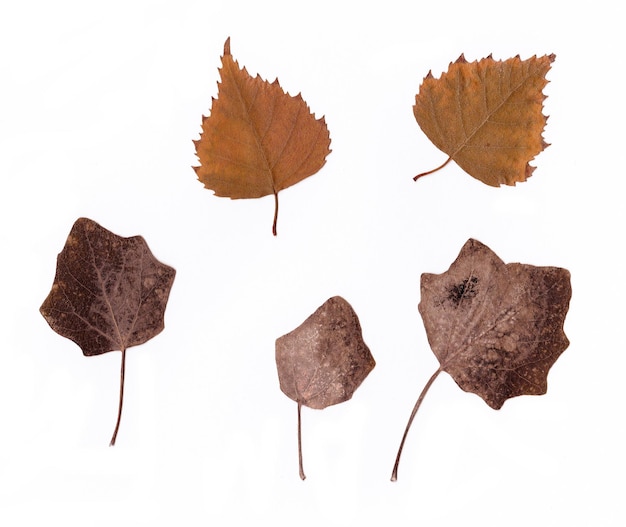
[1,1,624,525]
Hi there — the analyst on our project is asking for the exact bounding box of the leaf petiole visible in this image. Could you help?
[391,366,442,481]
[109,348,127,446]
[272,191,279,236]
[413,156,453,181]
[297,401,306,480]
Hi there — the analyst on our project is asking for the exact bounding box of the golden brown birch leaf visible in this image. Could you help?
[276,296,375,479]
[391,239,571,481]
[193,38,331,236]
[413,54,555,186]
[40,218,176,446]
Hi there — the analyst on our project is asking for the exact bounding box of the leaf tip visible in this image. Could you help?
[455,53,467,64]
[223,37,231,55]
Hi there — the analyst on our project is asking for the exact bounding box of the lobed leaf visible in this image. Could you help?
[40,218,176,444]
[391,239,571,480]
[276,296,375,479]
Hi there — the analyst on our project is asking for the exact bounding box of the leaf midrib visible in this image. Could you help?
[444,61,542,159]
[227,58,278,195]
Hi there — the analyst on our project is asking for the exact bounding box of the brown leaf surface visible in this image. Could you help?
[391,239,571,480]
[40,217,176,445]
[413,54,554,186]
[276,296,375,479]
[194,38,331,235]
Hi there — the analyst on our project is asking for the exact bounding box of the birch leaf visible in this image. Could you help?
[413,54,555,186]
[194,38,331,235]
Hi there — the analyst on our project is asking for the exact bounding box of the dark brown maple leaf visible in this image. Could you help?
[413,54,555,186]
[276,296,375,479]
[40,218,176,445]
[391,239,571,480]
[194,38,331,235]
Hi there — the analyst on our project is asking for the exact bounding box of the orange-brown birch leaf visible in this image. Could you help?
[193,38,331,235]
[413,54,555,186]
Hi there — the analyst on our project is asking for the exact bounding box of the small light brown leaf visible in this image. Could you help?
[194,38,331,235]
[391,239,571,480]
[413,54,555,186]
[276,296,375,479]
[40,218,176,445]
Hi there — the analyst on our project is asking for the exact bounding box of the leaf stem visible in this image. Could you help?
[414,157,453,181]
[272,191,279,236]
[297,401,306,480]
[390,366,442,481]
[109,348,127,446]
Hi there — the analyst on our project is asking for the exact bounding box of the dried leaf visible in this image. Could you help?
[413,54,555,186]
[194,38,331,235]
[40,218,176,445]
[391,239,571,480]
[276,296,375,479]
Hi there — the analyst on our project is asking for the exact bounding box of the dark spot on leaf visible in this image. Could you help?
[448,276,479,304]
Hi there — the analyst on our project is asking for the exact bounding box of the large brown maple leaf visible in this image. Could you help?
[391,239,571,480]
[413,54,555,186]
[194,38,331,235]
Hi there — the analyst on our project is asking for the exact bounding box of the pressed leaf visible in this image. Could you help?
[391,239,571,480]
[194,38,331,235]
[40,218,176,445]
[413,54,555,186]
[276,296,375,479]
